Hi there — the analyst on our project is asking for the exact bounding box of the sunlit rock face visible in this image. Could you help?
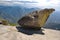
[18,8,55,28]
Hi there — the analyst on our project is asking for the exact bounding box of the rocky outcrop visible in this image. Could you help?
[0,21,2,24]
[18,8,55,28]
[0,20,8,25]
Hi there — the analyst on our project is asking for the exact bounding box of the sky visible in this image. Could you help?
[0,0,60,11]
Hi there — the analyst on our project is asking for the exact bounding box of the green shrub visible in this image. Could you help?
[9,23,17,26]
[2,20,8,25]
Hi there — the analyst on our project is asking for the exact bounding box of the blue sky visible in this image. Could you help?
[0,0,60,11]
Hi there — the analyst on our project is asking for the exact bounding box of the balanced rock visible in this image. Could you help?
[18,8,55,29]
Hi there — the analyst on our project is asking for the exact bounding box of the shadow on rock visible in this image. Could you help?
[16,26,45,35]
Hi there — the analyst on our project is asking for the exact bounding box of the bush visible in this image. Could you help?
[2,20,8,25]
[9,23,17,26]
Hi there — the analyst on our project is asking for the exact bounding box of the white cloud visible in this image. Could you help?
[32,0,60,6]
[0,0,60,10]
[31,0,60,10]
[0,0,11,1]
[0,0,32,1]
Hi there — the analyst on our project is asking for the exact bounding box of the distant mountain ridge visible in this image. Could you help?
[0,5,39,23]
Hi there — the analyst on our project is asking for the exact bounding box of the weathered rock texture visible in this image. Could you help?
[18,8,55,28]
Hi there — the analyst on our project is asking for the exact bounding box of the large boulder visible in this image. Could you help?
[18,8,55,29]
